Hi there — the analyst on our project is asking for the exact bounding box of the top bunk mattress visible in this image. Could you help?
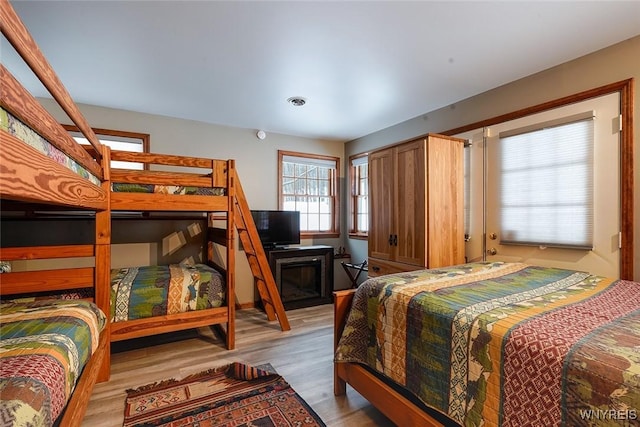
[0,107,100,186]
[111,183,225,196]
[110,263,225,322]
[0,299,107,426]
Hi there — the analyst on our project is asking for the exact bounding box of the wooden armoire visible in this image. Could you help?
[368,134,465,277]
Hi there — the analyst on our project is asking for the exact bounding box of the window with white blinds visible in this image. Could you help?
[498,111,595,249]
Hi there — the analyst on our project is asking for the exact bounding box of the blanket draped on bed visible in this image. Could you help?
[110,263,225,322]
[0,300,106,426]
[335,262,640,427]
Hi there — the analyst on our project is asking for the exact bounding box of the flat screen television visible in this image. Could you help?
[250,210,300,249]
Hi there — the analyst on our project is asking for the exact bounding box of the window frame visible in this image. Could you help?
[442,79,634,280]
[278,150,340,239]
[63,125,150,169]
[348,152,368,239]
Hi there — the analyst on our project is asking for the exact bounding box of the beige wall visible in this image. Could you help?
[345,35,640,281]
[34,34,639,298]
[40,99,346,304]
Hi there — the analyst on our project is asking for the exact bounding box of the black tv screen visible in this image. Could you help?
[250,210,300,248]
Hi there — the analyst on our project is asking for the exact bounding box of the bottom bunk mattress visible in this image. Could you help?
[335,262,640,427]
[110,263,225,322]
[0,299,106,426]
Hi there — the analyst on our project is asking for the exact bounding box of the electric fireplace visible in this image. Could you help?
[266,245,333,310]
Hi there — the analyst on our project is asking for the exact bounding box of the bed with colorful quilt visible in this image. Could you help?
[1,1,112,425]
[334,262,640,427]
[108,149,232,213]
[102,138,245,346]
[0,299,107,426]
[105,132,291,342]
[110,263,226,341]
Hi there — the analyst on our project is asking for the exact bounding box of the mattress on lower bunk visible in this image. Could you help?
[111,183,225,196]
[110,263,225,322]
[0,299,106,426]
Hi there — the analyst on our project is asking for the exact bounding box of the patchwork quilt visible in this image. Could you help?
[0,299,106,426]
[111,183,225,196]
[110,263,225,322]
[0,107,100,186]
[335,262,640,426]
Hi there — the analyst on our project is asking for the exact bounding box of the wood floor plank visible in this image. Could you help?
[82,304,394,426]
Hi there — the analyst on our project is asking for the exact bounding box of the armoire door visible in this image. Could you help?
[394,139,426,266]
[368,146,395,261]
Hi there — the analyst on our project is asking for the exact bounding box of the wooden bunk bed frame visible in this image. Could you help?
[1,0,111,424]
[106,149,291,344]
[107,150,238,349]
[0,247,111,426]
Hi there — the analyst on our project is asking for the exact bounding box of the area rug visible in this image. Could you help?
[123,362,326,427]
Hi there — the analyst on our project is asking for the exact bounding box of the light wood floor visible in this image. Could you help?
[82,303,395,426]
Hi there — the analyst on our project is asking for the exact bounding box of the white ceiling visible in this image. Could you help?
[3,1,640,142]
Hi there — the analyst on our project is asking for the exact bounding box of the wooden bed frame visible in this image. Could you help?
[0,246,111,426]
[334,290,452,427]
[1,2,111,424]
[107,150,238,349]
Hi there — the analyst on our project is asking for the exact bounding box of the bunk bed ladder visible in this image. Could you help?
[232,172,291,331]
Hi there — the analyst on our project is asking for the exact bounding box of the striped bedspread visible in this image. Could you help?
[335,262,640,426]
[0,299,106,426]
[111,263,225,322]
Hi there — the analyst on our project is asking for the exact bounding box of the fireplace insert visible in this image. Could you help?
[266,245,333,310]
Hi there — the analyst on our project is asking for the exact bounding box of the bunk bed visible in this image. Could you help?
[334,262,640,426]
[106,150,238,349]
[0,0,110,425]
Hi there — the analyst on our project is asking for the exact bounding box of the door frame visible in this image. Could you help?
[441,79,634,280]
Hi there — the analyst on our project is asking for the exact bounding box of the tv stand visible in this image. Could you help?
[265,245,333,310]
[264,244,290,251]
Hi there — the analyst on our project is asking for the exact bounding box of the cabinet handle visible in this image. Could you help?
[388,234,394,246]
[372,266,380,272]
[394,235,398,246]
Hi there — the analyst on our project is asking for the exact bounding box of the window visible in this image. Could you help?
[63,125,149,169]
[349,154,368,237]
[279,151,339,237]
[498,111,594,248]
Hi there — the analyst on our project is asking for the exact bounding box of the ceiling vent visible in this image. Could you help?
[287,96,307,107]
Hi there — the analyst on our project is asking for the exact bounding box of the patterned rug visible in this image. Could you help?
[123,362,326,427]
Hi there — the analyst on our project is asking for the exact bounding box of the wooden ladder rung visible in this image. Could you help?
[233,171,290,331]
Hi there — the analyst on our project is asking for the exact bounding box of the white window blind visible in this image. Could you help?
[498,111,595,249]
